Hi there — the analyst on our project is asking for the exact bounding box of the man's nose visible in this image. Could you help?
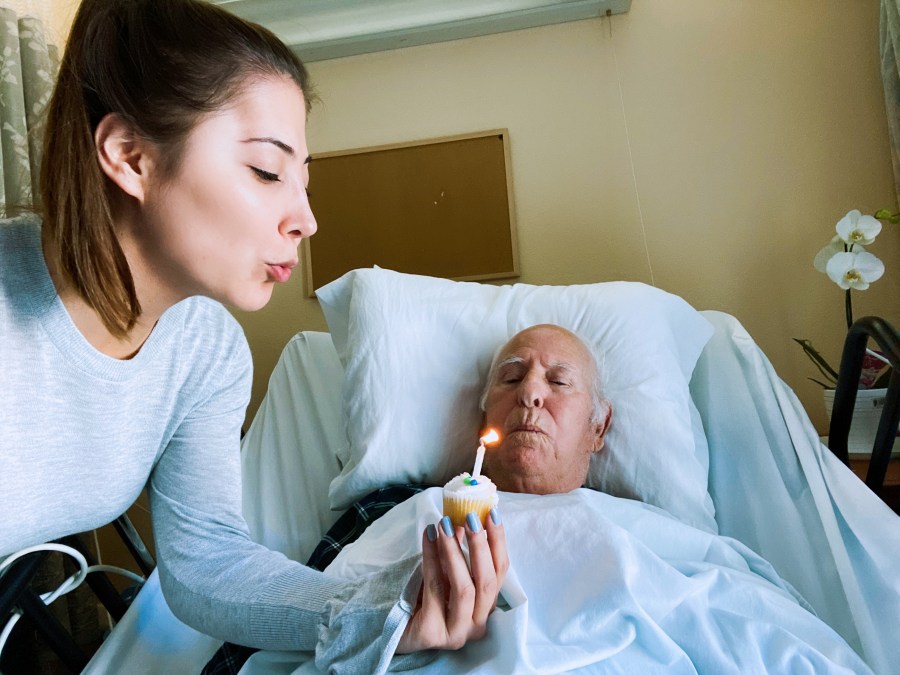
[517,373,546,408]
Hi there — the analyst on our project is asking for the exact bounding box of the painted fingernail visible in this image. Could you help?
[440,515,454,537]
[466,512,482,533]
[426,524,437,542]
[489,507,501,525]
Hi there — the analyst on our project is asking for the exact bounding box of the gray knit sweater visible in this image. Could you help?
[0,215,413,673]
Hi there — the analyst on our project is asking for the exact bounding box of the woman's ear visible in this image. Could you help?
[591,403,613,453]
[94,113,154,202]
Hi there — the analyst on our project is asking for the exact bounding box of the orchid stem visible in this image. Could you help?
[845,289,853,330]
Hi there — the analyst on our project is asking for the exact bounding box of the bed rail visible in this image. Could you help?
[0,516,155,672]
[827,316,900,493]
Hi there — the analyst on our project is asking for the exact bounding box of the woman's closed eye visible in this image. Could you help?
[250,166,281,182]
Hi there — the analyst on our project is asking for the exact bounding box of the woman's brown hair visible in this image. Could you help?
[40,0,313,337]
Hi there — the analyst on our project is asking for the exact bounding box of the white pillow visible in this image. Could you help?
[317,268,717,532]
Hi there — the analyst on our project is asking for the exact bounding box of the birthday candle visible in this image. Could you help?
[472,428,500,477]
[472,441,486,478]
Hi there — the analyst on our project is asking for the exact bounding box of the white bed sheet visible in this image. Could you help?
[83,569,221,674]
[240,331,345,565]
[241,488,872,674]
[84,311,900,674]
[695,311,899,674]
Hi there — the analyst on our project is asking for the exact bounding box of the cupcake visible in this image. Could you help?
[442,472,499,528]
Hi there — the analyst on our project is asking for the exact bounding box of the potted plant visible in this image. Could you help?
[794,208,896,451]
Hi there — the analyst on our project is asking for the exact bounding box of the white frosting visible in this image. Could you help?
[443,472,498,498]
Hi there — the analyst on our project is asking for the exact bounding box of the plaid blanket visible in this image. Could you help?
[201,484,427,675]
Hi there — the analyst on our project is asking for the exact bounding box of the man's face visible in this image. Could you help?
[482,325,608,494]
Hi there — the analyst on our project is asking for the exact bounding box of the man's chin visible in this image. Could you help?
[489,447,546,486]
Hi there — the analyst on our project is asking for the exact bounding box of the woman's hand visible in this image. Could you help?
[396,509,508,653]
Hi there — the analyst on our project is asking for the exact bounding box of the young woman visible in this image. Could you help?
[0,0,507,669]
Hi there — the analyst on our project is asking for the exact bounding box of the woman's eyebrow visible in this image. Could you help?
[243,136,295,156]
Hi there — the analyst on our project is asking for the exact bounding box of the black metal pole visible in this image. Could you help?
[827,316,900,498]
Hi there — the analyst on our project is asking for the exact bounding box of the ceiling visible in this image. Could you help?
[209,0,631,62]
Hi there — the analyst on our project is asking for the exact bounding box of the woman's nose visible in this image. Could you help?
[281,191,317,241]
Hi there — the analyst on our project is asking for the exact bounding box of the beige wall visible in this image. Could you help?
[236,0,898,434]
[48,0,78,48]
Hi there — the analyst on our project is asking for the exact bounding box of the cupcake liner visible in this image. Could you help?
[442,492,499,528]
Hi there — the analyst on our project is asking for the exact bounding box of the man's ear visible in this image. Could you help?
[591,403,613,453]
[94,113,154,202]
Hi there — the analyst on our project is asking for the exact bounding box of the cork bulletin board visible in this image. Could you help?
[302,129,519,297]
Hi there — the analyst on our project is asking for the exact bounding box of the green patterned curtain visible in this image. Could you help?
[0,5,58,215]
[882,0,900,205]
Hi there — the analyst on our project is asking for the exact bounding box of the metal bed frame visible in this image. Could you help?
[826,316,900,496]
[0,514,154,673]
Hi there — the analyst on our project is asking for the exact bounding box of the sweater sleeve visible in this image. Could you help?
[147,307,412,671]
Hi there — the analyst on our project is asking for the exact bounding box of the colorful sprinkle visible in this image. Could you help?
[470,479,478,485]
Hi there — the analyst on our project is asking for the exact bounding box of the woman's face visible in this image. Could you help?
[135,76,316,312]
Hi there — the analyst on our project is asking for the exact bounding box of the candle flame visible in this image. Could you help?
[480,428,501,445]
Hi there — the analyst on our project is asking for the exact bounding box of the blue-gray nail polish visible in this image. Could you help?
[426,524,437,542]
[466,512,482,533]
[489,507,501,525]
[440,515,454,537]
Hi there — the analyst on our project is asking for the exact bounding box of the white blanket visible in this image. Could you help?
[242,488,870,674]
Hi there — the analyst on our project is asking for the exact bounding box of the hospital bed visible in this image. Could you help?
[83,269,899,674]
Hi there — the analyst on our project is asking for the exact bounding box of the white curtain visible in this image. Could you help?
[0,2,58,214]
[882,0,900,205]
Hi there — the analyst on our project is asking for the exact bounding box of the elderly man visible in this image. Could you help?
[203,324,612,673]
[481,323,613,494]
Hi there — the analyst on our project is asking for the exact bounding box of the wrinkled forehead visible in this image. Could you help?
[499,325,594,374]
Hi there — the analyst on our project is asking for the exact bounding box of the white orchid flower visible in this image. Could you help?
[825,250,885,290]
[835,209,882,246]
[814,236,843,272]
[813,236,866,272]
